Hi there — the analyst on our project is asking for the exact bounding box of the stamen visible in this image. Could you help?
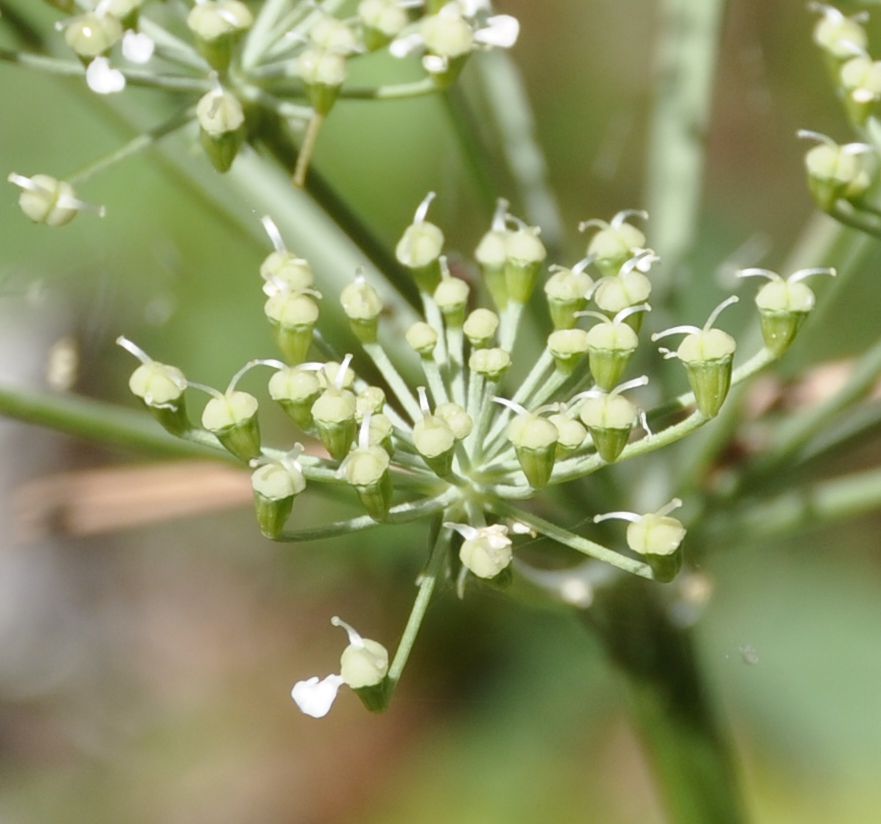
[413,191,436,224]
[610,208,649,229]
[703,295,739,331]
[261,215,287,252]
[578,218,609,234]
[330,616,365,648]
[492,396,529,416]
[571,255,595,275]
[789,266,837,283]
[491,198,510,231]
[444,521,478,540]
[638,410,652,437]
[610,375,649,396]
[614,303,651,325]
[796,129,836,146]
[187,381,225,401]
[335,354,354,389]
[652,325,702,341]
[840,141,874,156]
[438,255,452,279]
[359,412,372,450]
[594,510,639,524]
[418,386,431,416]
[115,335,153,364]
[226,358,284,393]
[621,249,659,276]
[657,497,683,517]
[737,267,780,282]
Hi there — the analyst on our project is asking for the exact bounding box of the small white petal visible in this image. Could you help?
[123,31,155,64]
[474,15,519,48]
[458,0,490,16]
[389,32,424,58]
[422,53,449,74]
[86,58,126,95]
[291,674,344,718]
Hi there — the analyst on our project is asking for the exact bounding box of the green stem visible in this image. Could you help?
[363,342,423,424]
[644,0,727,298]
[292,112,325,188]
[489,499,653,579]
[586,585,746,824]
[387,521,452,685]
[829,201,881,239]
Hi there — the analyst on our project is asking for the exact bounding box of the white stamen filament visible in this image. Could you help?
[492,395,529,416]
[335,354,354,390]
[703,295,739,332]
[578,218,609,234]
[261,215,287,252]
[331,616,365,648]
[610,375,649,397]
[738,267,780,282]
[610,208,649,229]
[790,266,836,283]
[796,129,835,146]
[614,303,651,325]
[652,325,701,342]
[417,386,431,416]
[491,198,510,232]
[657,497,684,517]
[594,510,640,524]
[358,413,372,449]
[413,191,436,224]
[226,359,284,394]
[116,335,152,365]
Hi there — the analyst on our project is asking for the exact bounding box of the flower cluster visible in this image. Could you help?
[117,195,831,716]
[5,0,520,217]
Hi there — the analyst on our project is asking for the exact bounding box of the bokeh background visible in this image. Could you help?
[2,1,881,821]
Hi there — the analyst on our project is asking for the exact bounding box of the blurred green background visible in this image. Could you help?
[2,1,881,822]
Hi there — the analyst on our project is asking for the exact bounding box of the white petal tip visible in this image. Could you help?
[291,674,344,718]
[86,58,126,95]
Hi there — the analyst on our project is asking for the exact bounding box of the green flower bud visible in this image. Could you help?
[107,0,142,28]
[406,321,439,357]
[413,414,456,476]
[547,410,587,459]
[580,210,648,279]
[507,412,558,488]
[118,336,189,435]
[396,193,444,292]
[592,265,653,327]
[344,445,392,521]
[11,173,74,226]
[321,360,356,391]
[341,276,383,343]
[448,523,513,580]
[186,0,253,71]
[311,387,357,461]
[297,48,347,114]
[366,412,394,453]
[463,308,499,349]
[268,365,322,429]
[435,402,473,440]
[468,347,511,382]
[578,378,645,463]
[476,199,511,310]
[813,5,867,61]
[583,305,646,391]
[333,616,390,712]
[544,262,594,329]
[310,16,359,54]
[840,56,881,124]
[596,499,685,583]
[251,455,306,538]
[433,271,470,328]
[547,328,589,375]
[196,89,245,173]
[64,12,123,59]
[358,0,408,50]
[355,386,386,422]
[653,297,738,418]
[202,390,261,461]
[800,131,873,211]
[420,6,473,84]
[264,291,320,364]
[741,266,835,356]
[260,250,315,294]
[504,221,546,304]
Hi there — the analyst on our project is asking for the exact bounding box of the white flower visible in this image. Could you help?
[291,617,389,718]
[446,522,513,579]
[122,30,155,64]
[86,57,126,94]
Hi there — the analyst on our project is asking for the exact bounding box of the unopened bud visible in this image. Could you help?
[504,223,546,304]
[264,291,319,364]
[311,387,357,460]
[802,133,872,211]
[341,277,383,342]
[435,402,473,440]
[355,386,386,421]
[547,411,587,459]
[507,413,558,488]
[813,6,867,61]
[298,48,347,114]
[547,328,589,375]
[344,446,392,521]
[579,393,637,463]
[186,0,253,71]
[196,89,245,172]
[358,0,409,50]
[202,390,261,461]
[64,12,123,59]
[413,415,456,476]
[581,211,647,279]
[433,274,470,327]
[476,200,510,309]
[468,347,511,382]
[406,321,439,357]
[463,308,499,349]
[251,458,306,538]
[268,366,322,429]
[396,193,444,291]
[544,264,593,329]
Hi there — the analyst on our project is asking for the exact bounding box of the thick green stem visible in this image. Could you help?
[586,586,746,824]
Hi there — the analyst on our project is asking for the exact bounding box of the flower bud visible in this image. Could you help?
[298,48,347,114]
[64,12,123,59]
[413,415,456,476]
[311,387,357,460]
[355,386,386,421]
[547,410,587,459]
[310,16,359,55]
[840,56,881,124]
[433,273,470,328]
[406,321,439,357]
[395,193,444,291]
[581,211,647,279]
[321,360,356,391]
[335,617,389,712]
[813,6,867,61]
[264,291,320,364]
[251,457,306,538]
[654,297,738,418]
[9,174,84,227]
[507,413,558,488]
[592,271,652,328]
[260,251,315,294]
[186,0,253,71]
[420,5,474,84]
[544,263,593,329]
[504,222,546,304]
[358,0,408,50]
[547,328,589,375]
[476,200,511,310]
[579,393,638,463]
[119,337,189,435]
[366,412,394,453]
[268,365,322,429]
[196,89,245,173]
[451,523,513,580]
[435,402,473,440]
[741,267,834,356]
[584,307,644,391]
[801,133,872,211]
[344,445,392,520]
[202,390,261,461]
[468,347,511,382]
[341,276,383,343]
[463,308,499,349]
[107,0,142,29]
